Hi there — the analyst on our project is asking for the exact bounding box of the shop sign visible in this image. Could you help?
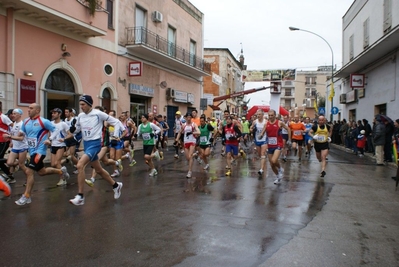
[129,83,154,97]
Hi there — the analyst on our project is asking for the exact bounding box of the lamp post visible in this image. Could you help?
[289,26,334,122]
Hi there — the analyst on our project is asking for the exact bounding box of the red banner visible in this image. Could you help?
[18,79,37,106]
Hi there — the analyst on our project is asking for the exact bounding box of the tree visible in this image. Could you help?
[318,96,325,108]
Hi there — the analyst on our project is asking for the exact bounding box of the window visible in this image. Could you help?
[349,34,354,60]
[168,26,176,57]
[363,18,369,48]
[383,0,392,33]
[189,40,196,66]
[45,69,75,92]
[107,0,113,29]
[285,89,292,97]
[305,76,316,85]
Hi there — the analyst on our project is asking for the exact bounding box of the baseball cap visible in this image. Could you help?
[176,111,181,115]
[5,109,14,116]
[360,130,365,134]
[51,108,62,114]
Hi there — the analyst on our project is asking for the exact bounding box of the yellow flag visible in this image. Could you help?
[313,99,318,111]
[303,111,307,118]
[328,83,335,101]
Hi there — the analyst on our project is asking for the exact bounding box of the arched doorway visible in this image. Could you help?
[44,69,78,120]
[102,88,111,113]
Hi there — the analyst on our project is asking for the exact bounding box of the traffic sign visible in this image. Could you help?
[318,107,325,115]
[331,107,339,115]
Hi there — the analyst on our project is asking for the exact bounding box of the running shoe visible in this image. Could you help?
[282,157,287,162]
[225,169,232,176]
[239,149,247,159]
[174,154,179,159]
[15,194,31,205]
[203,164,210,170]
[85,178,94,187]
[273,178,281,185]
[69,195,85,206]
[278,168,284,179]
[73,169,79,175]
[149,169,158,177]
[57,178,67,186]
[125,152,131,163]
[154,151,161,161]
[0,176,11,197]
[159,151,164,160]
[117,159,123,172]
[129,159,137,167]
[258,169,264,175]
[6,177,16,184]
[61,166,70,180]
[320,171,326,177]
[113,182,123,199]
[186,171,192,178]
[111,170,120,178]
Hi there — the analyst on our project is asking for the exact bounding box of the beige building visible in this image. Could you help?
[0,0,209,136]
[203,48,245,119]
[281,67,330,119]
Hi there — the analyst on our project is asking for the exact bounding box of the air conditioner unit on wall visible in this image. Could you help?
[339,94,346,104]
[152,11,163,23]
[166,88,175,100]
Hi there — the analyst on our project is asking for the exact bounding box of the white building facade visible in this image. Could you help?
[334,0,399,122]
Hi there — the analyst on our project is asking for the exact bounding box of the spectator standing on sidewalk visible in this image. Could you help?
[373,115,386,165]
[363,119,373,153]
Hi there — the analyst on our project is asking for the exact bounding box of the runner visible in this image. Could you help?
[69,95,123,206]
[198,116,215,170]
[85,106,122,187]
[309,115,332,177]
[221,115,242,176]
[175,112,200,178]
[14,103,70,205]
[49,108,72,186]
[241,116,250,146]
[261,109,291,185]
[63,107,81,174]
[289,116,306,163]
[280,115,290,162]
[250,109,268,175]
[120,111,137,166]
[303,117,314,157]
[134,114,161,176]
[4,109,28,184]
[0,101,13,180]
[173,111,185,159]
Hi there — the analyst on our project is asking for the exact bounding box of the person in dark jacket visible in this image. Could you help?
[392,119,399,184]
[384,119,394,162]
[373,115,386,165]
[363,119,373,153]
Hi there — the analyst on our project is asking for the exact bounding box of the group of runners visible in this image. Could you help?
[0,99,332,206]
[171,108,332,184]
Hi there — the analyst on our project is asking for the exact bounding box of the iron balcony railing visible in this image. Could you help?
[126,27,210,74]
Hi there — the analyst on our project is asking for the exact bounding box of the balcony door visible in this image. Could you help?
[168,26,176,57]
[135,6,146,43]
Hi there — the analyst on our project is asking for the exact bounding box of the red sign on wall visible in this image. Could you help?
[128,62,142,77]
[18,79,37,106]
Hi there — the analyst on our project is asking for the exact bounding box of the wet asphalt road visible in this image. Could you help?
[0,143,389,267]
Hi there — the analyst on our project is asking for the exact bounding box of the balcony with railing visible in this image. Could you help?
[126,27,211,77]
[0,0,107,37]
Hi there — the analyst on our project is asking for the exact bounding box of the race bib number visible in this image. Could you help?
[268,137,277,145]
[142,133,151,140]
[317,136,326,142]
[27,137,37,148]
[225,133,232,139]
[294,130,301,135]
[82,127,92,137]
[200,136,207,143]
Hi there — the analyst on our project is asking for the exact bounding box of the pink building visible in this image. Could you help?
[0,0,209,134]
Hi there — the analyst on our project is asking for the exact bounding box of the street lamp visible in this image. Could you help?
[289,26,334,122]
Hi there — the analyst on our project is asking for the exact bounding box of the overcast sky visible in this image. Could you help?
[189,0,354,106]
